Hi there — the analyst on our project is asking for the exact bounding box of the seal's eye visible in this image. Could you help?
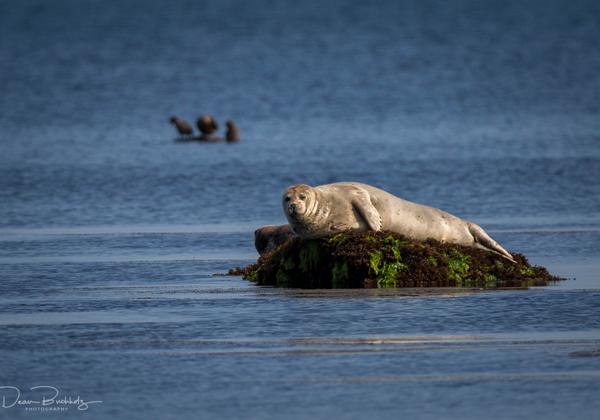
[285,196,291,202]
[299,194,306,200]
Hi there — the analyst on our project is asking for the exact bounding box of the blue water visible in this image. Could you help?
[1,0,600,418]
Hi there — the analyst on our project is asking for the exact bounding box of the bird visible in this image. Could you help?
[169,116,194,136]
[196,115,222,141]
[225,120,241,142]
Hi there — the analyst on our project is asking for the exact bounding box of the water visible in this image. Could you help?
[1,0,600,418]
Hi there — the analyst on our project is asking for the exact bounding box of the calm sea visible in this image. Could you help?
[1,0,599,418]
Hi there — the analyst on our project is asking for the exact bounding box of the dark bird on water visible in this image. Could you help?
[196,115,221,141]
[169,116,194,136]
[196,115,218,134]
[225,120,241,142]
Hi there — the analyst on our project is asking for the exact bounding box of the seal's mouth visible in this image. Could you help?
[287,203,303,217]
[288,208,309,222]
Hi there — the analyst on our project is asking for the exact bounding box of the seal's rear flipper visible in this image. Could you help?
[351,188,382,231]
[468,223,516,263]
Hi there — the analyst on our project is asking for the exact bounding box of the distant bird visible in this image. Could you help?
[169,116,194,136]
[196,115,218,134]
[225,120,241,142]
[196,115,221,141]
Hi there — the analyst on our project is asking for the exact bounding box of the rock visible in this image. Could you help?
[254,224,296,255]
[229,230,561,289]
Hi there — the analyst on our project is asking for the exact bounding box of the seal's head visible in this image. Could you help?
[282,184,316,222]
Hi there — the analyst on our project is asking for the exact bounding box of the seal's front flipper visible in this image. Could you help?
[351,188,382,231]
[468,223,516,263]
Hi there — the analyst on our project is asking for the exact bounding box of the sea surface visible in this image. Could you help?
[1,0,600,419]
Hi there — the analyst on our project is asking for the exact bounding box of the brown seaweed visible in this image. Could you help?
[229,231,561,289]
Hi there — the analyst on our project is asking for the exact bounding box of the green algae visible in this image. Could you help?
[368,236,408,287]
[229,230,561,289]
[331,260,350,288]
[427,256,438,267]
[520,266,536,277]
[299,240,321,272]
[328,233,348,246]
[446,249,471,287]
[484,273,498,288]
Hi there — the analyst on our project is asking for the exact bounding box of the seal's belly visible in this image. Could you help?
[382,201,471,244]
[328,203,363,232]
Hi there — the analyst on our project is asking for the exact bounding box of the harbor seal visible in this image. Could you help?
[282,182,515,262]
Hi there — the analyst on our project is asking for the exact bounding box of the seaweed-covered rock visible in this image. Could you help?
[229,231,560,288]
